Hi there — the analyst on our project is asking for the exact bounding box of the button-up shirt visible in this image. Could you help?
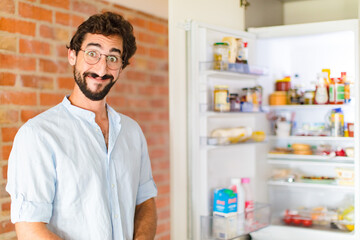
[6,97,157,240]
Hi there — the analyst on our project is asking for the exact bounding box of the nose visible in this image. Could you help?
[92,55,108,77]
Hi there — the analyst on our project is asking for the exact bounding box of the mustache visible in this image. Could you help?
[83,72,114,81]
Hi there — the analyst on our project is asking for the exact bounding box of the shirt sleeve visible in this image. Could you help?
[136,130,157,205]
[6,124,56,223]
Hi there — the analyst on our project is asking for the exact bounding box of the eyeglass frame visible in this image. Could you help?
[79,49,124,70]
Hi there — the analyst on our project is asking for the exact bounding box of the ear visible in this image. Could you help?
[68,49,77,66]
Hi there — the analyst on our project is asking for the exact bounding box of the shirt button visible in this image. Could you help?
[111,184,115,188]
[114,214,118,219]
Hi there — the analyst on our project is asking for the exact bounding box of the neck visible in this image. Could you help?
[68,86,108,118]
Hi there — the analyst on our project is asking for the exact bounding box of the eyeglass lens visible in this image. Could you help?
[83,50,122,70]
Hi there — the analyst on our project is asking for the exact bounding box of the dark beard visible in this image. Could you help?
[73,68,116,101]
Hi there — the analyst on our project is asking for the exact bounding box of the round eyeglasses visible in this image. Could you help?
[80,49,123,70]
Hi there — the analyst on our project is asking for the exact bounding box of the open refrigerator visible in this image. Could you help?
[186,19,360,240]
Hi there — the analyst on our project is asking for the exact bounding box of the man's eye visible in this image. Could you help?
[87,51,98,58]
[108,56,118,63]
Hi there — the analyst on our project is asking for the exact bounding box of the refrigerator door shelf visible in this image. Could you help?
[267,135,354,142]
[268,180,354,191]
[199,61,268,77]
[201,202,271,240]
[268,154,354,166]
[266,104,355,111]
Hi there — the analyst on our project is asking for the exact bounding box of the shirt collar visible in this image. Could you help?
[61,96,121,125]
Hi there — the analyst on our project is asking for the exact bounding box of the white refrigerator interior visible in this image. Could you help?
[186,19,359,240]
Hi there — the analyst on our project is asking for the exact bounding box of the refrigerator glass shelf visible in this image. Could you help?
[201,136,266,147]
[199,61,268,77]
[268,180,354,191]
[199,103,265,114]
[201,202,270,240]
[268,135,354,141]
[265,104,354,111]
[267,154,354,166]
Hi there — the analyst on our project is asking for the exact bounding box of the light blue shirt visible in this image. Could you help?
[6,97,157,240]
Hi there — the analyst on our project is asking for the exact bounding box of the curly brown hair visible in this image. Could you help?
[68,12,136,69]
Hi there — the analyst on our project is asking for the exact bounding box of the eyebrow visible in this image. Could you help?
[85,43,122,55]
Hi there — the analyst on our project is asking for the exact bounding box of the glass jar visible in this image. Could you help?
[304,90,315,105]
[214,85,230,112]
[230,93,240,112]
[213,42,229,70]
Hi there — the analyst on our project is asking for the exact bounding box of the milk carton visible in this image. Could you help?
[213,189,238,239]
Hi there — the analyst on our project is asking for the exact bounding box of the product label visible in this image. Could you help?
[214,92,230,111]
[329,85,335,102]
[336,84,345,102]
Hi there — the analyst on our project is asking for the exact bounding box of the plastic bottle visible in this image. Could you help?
[230,178,245,214]
[328,77,335,104]
[241,178,254,212]
[343,72,351,103]
[334,77,345,104]
[315,72,329,104]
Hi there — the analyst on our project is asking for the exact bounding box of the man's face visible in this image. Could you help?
[68,33,124,101]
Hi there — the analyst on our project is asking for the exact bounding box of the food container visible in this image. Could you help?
[214,85,230,112]
[347,123,354,137]
[304,90,315,104]
[275,80,291,91]
[213,42,230,70]
[269,91,287,105]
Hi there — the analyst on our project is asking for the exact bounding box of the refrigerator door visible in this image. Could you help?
[186,21,270,240]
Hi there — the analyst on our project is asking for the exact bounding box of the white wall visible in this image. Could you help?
[168,1,245,239]
[106,0,168,19]
[283,0,358,25]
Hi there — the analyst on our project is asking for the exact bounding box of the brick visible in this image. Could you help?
[150,75,168,86]
[150,124,168,134]
[19,39,51,55]
[148,22,168,34]
[156,221,170,235]
[0,36,17,52]
[149,149,167,159]
[0,18,36,36]
[150,99,168,108]
[150,48,168,60]
[55,11,70,26]
[40,93,64,106]
[0,219,14,234]
[151,159,169,171]
[157,208,170,220]
[0,0,15,14]
[107,96,127,108]
[55,27,70,42]
[0,109,19,124]
[39,59,68,73]
[58,77,74,90]
[71,15,85,28]
[0,53,36,71]
[21,109,42,122]
[2,145,12,160]
[138,32,157,44]
[19,2,53,23]
[135,46,148,56]
[155,195,170,209]
[2,164,7,179]
[40,24,54,39]
[128,16,147,29]
[57,44,68,58]
[138,86,157,96]
[2,127,18,142]
[0,91,37,106]
[153,172,169,185]
[72,1,98,15]
[113,82,136,94]
[156,233,170,240]
[157,184,170,195]
[0,73,16,86]
[2,202,10,212]
[20,75,54,89]
[137,112,158,122]
[125,70,148,82]
[40,0,70,9]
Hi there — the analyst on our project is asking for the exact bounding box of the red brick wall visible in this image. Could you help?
[0,0,169,239]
